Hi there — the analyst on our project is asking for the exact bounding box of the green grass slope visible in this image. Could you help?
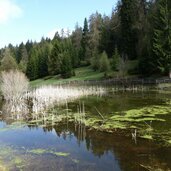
[30,66,105,87]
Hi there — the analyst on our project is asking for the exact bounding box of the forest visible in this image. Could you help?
[0,1,171,170]
[0,0,171,80]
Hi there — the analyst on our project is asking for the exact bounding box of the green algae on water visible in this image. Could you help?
[0,122,25,132]
[140,135,153,140]
[28,148,70,157]
[53,152,70,157]
[28,149,47,154]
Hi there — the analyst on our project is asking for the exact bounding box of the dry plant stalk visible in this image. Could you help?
[0,70,29,102]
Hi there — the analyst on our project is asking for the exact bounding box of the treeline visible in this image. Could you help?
[0,0,171,80]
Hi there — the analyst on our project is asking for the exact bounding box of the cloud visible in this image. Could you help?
[47,28,72,39]
[0,0,22,24]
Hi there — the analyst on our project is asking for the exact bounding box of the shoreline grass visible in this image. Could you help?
[30,66,105,88]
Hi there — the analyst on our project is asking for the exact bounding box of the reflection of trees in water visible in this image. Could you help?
[40,122,171,171]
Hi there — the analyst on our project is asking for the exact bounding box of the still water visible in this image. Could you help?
[0,91,171,171]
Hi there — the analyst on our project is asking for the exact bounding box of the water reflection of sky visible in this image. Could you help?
[0,90,171,171]
[0,121,122,171]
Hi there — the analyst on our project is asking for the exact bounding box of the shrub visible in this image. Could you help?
[0,70,29,101]
[99,51,110,72]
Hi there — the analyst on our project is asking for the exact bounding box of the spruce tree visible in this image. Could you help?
[152,0,171,75]
[26,48,39,80]
[60,51,72,78]
[18,45,29,73]
[111,47,120,71]
[48,40,62,75]
[81,18,89,61]
[120,0,138,59]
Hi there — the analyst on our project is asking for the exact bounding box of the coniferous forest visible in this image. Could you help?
[0,0,171,80]
[1,1,171,170]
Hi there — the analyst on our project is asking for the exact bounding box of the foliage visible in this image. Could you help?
[99,51,110,72]
[91,52,100,71]
[120,0,138,60]
[0,70,29,101]
[26,47,39,80]
[111,47,120,71]
[81,18,90,61]
[152,0,171,75]
[0,48,18,71]
[0,0,170,79]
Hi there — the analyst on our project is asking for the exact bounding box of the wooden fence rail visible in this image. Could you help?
[60,78,171,86]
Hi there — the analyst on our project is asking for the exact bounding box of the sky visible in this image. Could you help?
[0,0,117,48]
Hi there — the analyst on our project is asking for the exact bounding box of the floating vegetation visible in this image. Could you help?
[0,122,25,132]
[72,159,80,164]
[53,152,70,157]
[0,144,26,170]
[28,149,47,155]
[140,134,153,140]
[28,148,70,157]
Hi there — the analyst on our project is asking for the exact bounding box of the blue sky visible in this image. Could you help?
[0,0,117,48]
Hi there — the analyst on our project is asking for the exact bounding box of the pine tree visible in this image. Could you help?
[89,12,102,59]
[48,40,62,75]
[152,0,171,75]
[38,42,51,78]
[17,42,25,63]
[99,15,111,56]
[120,0,138,59]
[18,45,29,73]
[71,23,82,65]
[26,48,39,80]
[60,51,72,78]
[111,47,120,71]
[81,18,89,61]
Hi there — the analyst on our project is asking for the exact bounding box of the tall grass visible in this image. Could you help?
[2,84,106,119]
[30,85,105,114]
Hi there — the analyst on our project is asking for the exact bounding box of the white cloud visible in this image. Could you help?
[47,28,72,39]
[0,0,22,24]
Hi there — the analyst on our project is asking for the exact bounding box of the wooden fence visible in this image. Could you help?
[60,78,171,87]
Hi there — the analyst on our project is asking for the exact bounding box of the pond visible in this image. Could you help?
[0,90,171,171]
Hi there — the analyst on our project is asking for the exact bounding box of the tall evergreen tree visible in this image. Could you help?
[89,12,102,58]
[17,42,25,63]
[26,48,39,80]
[60,51,73,78]
[120,0,138,59]
[152,0,171,75]
[99,15,111,56]
[18,45,29,73]
[81,18,89,61]
[48,40,62,75]
[71,23,82,64]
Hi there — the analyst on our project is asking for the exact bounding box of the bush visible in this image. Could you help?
[99,51,110,72]
[91,53,100,71]
[0,48,18,71]
[0,70,29,101]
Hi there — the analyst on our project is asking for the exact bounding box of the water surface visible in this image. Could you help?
[0,90,171,171]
